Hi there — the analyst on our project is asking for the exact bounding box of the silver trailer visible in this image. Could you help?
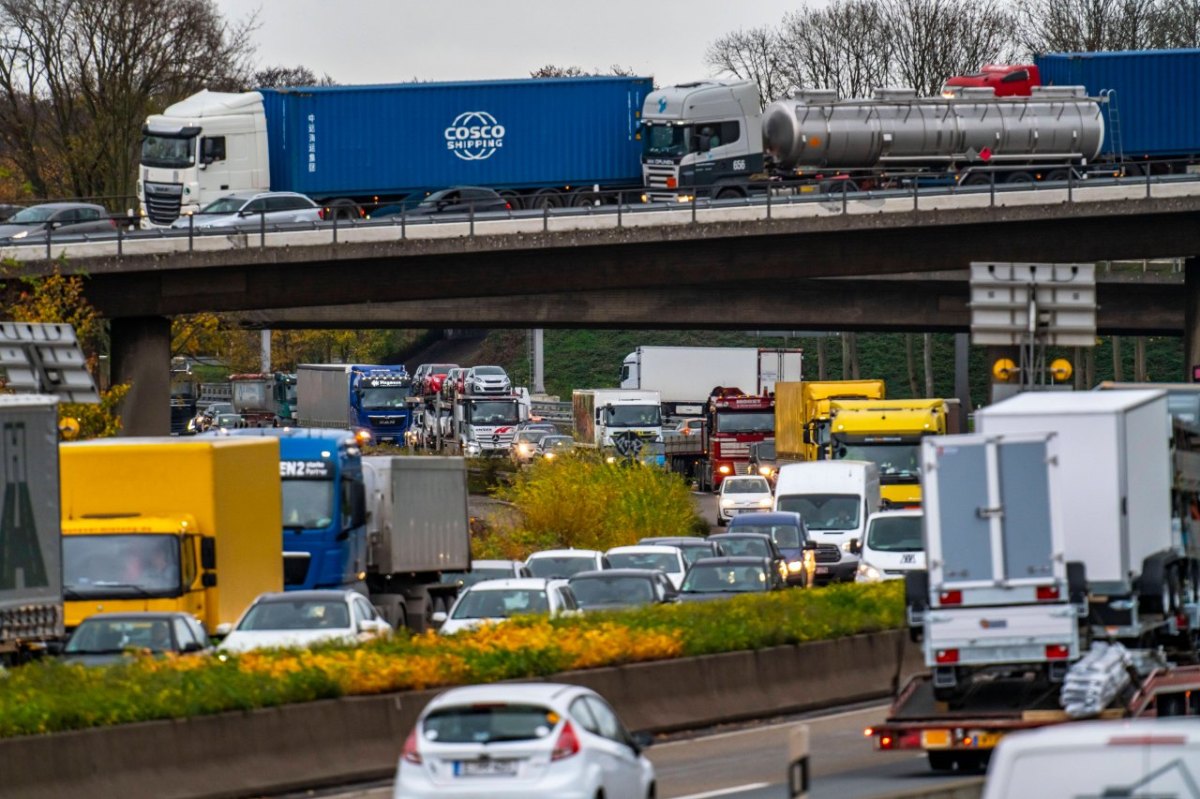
[297,364,354,429]
[0,395,63,660]
[362,455,470,630]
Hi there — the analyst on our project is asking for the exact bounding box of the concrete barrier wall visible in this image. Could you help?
[0,630,922,799]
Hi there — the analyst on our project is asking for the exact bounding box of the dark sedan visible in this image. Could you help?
[676,556,787,602]
[0,202,115,243]
[567,569,678,611]
[707,532,791,585]
[383,187,511,218]
[638,536,719,567]
[58,611,212,666]
[727,512,816,587]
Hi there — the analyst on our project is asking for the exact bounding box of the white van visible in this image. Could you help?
[774,461,881,582]
[982,719,1200,799]
[852,509,924,582]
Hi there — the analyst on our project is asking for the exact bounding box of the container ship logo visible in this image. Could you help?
[445,111,506,161]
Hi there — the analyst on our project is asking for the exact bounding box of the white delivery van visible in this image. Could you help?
[982,720,1200,799]
[774,461,880,582]
[853,509,924,582]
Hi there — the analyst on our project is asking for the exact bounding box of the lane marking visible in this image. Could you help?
[671,783,771,799]
[655,702,890,748]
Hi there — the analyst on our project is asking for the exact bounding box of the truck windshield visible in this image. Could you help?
[467,400,519,425]
[603,404,662,427]
[63,534,182,598]
[643,124,691,158]
[777,494,860,531]
[142,133,196,168]
[838,443,920,481]
[359,387,409,409]
[282,479,336,528]
[233,381,267,407]
[716,412,774,434]
[868,515,923,552]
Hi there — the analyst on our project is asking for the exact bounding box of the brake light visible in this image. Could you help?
[1045,644,1070,660]
[1036,586,1060,601]
[939,590,962,605]
[879,734,894,749]
[504,202,512,210]
[935,649,959,664]
[318,208,327,220]
[551,721,580,761]
[402,727,422,764]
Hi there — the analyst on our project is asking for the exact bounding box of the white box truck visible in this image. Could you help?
[977,390,1189,646]
[620,347,802,416]
[774,460,880,583]
[573,389,665,466]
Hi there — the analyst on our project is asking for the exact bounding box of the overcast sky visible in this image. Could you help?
[215,1,802,87]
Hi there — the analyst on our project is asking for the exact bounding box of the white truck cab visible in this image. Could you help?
[774,460,880,582]
[140,90,268,226]
[640,80,763,201]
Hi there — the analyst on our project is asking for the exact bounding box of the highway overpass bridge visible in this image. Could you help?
[18,180,1198,433]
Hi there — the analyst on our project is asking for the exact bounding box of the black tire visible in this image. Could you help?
[498,190,522,211]
[529,189,563,209]
[927,751,955,771]
[960,172,992,186]
[324,198,361,221]
[1005,171,1035,185]
[570,188,603,207]
[1045,169,1070,183]
[714,186,744,201]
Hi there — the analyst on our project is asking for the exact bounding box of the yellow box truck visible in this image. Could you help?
[59,437,281,633]
[828,398,948,506]
[775,380,887,463]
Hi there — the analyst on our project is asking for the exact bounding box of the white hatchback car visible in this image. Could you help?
[853,509,925,582]
[604,545,688,589]
[717,475,774,525]
[394,682,655,799]
[435,578,577,635]
[217,589,391,653]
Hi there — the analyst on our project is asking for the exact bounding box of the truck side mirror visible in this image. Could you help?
[802,428,813,445]
[201,572,217,588]
[849,538,861,555]
[200,537,217,570]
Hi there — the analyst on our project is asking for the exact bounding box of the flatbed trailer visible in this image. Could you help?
[868,664,1200,771]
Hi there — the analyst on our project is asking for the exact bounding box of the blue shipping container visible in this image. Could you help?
[1036,49,1200,158]
[259,76,652,198]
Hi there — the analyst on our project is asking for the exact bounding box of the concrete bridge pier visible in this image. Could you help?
[110,316,171,436]
[1188,258,1200,382]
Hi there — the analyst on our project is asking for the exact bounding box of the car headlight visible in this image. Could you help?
[517,443,530,455]
[11,229,28,240]
[758,466,774,477]
[786,559,803,573]
[720,499,734,508]
[466,443,481,455]
[857,562,883,582]
[841,541,857,553]
[757,498,773,508]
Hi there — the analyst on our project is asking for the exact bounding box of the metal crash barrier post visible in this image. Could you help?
[788,723,810,798]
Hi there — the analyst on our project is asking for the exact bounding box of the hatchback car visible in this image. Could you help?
[59,611,211,666]
[464,365,511,395]
[568,569,677,611]
[539,435,575,459]
[440,559,532,591]
[677,556,787,601]
[442,367,467,399]
[638,536,719,567]
[424,364,459,395]
[173,191,320,230]
[525,549,609,579]
[394,682,654,799]
[402,186,511,217]
[604,545,687,589]
[511,429,549,465]
[0,202,115,243]
[717,475,774,525]
[728,511,815,587]
[217,589,391,653]
[435,578,577,635]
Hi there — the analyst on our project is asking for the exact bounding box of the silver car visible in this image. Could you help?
[0,202,115,243]
[464,365,511,395]
[172,191,320,230]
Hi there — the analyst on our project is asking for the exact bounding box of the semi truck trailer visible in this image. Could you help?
[573,389,665,466]
[620,346,802,416]
[297,364,411,443]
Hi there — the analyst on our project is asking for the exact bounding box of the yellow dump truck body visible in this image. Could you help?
[829,398,948,505]
[775,380,887,462]
[60,437,281,632]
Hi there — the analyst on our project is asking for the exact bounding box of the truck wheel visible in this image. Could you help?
[529,189,563,209]
[570,188,602,207]
[498,190,522,211]
[1005,171,1034,185]
[325,198,361,221]
[960,172,991,186]
[405,587,434,633]
[714,186,744,201]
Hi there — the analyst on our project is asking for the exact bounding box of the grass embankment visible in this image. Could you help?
[0,582,902,738]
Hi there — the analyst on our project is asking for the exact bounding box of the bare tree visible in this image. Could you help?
[777,1,894,98]
[703,26,787,106]
[530,64,640,79]
[0,0,255,202]
[253,65,336,88]
[1016,0,1166,53]
[885,0,1018,96]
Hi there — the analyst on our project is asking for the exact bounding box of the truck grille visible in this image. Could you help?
[714,441,750,458]
[644,165,678,189]
[367,415,403,426]
[814,545,841,564]
[283,553,311,587]
[143,181,183,225]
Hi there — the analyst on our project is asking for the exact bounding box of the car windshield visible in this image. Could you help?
[643,123,691,158]
[676,544,714,566]
[715,412,774,434]
[731,524,802,549]
[282,479,335,528]
[542,436,573,448]
[199,197,246,214]
[466,400,519,425]
[215,414,241,426]
[723,478,771,494]
[603,404,662,427]
[141,133,196,168]
[526,556,595,578]
[431,364,456,373]
[868,515,924,552]
[359,387,408,409]
[569,575,656,607]
[451,588,550,619]
[607,551,679,572]
[7,206,55,224]
[681,563,767,593]
[66,618,175,653]
[423,704,557,744]
[63,534,182,597]
[474,366,504,376]
[237,599,350,631]
[777,494,861,531]
[838,443,920,480]
[713,537,770,558]
[515,431,547,444]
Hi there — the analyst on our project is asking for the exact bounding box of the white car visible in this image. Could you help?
[217,589,391,653]
[525,549,609,579]
[435,578,578,635]
[170,191,321,230]
[604,545,688,589]
[717,475,774,525]
[394,682,655,799]
[464,365,512,395]
[853,509,925,582]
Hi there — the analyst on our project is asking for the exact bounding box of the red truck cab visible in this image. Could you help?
[942,64,1039,97]
[705,388,775,490]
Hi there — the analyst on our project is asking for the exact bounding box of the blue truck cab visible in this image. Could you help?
[220,427,367,591]
[349,366,411,443]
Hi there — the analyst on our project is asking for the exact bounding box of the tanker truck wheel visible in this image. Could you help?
[1005,171,1034,186]
[960,172,992,187]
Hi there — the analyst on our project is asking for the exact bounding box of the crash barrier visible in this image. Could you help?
[1,630,921,799]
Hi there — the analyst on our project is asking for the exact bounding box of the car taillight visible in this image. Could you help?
[935,649,959,664]
[1045,644,1070,660]
[504,202,512,210]
[1036,586,1060,601]
[551,721,580,761]
[939,590,962,605]
[318,208,327,220]
[402,727,422,764]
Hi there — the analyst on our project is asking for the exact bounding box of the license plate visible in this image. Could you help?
[455,759,518,777]
[815,566,830,575]
[971,731,1001,749]
[922,729,950,749]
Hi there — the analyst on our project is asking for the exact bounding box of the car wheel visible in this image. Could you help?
[716,517,726,527]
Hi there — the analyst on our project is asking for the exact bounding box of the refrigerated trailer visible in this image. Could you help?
[620,347,802,417]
